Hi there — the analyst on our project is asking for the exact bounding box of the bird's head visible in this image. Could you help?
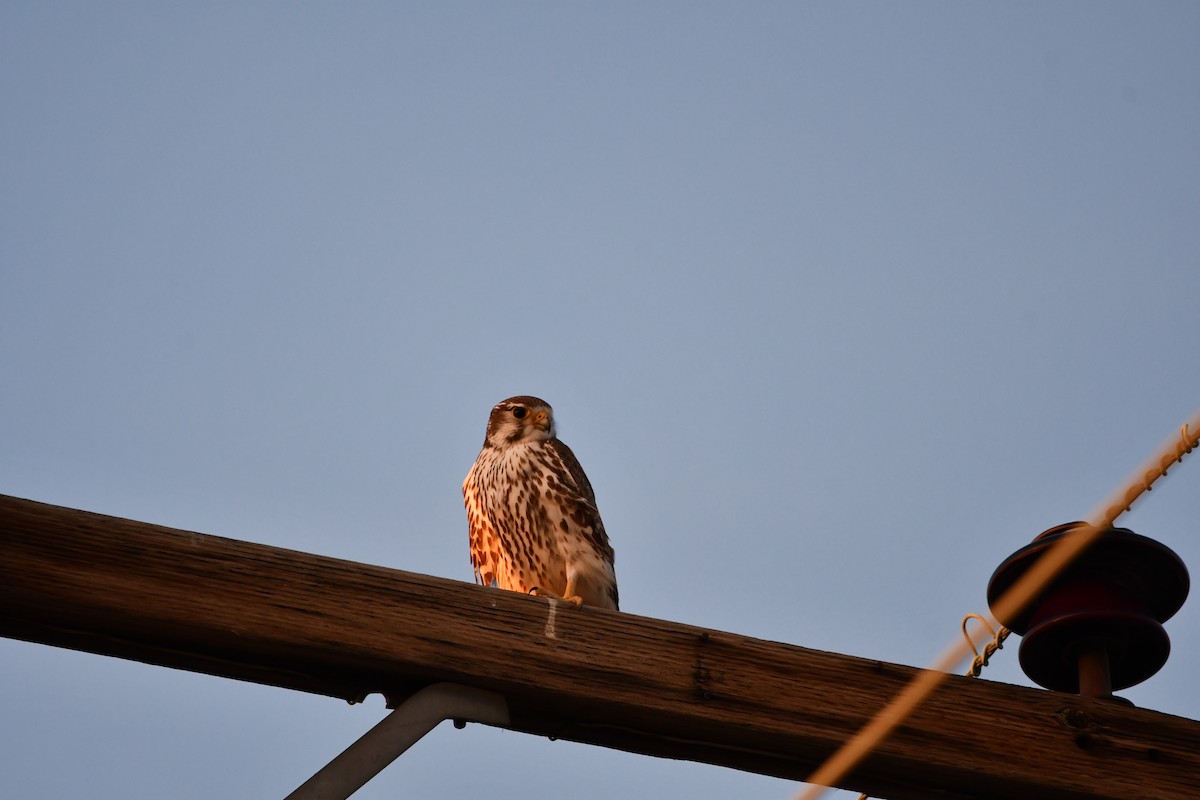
[484,396,556,448]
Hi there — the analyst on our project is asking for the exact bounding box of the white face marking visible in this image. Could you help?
[487,403,555,448]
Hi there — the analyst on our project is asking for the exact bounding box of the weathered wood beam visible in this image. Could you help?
[1,493,1197,800]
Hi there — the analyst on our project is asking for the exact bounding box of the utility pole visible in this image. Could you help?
[2,493,1197,800]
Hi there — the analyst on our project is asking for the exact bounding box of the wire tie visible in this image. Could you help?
[960,613,994,659]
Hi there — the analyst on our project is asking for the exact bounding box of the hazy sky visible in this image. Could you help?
[3,4,1199,799]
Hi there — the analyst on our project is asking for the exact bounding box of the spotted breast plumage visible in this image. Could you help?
[463,396,618,610]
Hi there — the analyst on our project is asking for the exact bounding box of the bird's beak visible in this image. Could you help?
[533,411,550,431]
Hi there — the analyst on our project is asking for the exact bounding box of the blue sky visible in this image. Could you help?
[3,4,1199,798]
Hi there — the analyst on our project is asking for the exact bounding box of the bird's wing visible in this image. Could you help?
[543,439,618,608]
[544,440,607,536]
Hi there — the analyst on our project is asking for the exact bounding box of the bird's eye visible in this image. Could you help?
[511,407,527,419]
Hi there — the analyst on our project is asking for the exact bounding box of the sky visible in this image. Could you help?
[2,3,1199,798]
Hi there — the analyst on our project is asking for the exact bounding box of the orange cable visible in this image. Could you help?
[795,413,1200,800]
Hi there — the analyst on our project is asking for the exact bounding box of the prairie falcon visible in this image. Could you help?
[463,396,618,610]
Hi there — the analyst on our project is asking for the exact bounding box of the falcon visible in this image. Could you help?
[463,396,619,610]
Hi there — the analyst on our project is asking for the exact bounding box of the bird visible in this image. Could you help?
[463,396,619,610]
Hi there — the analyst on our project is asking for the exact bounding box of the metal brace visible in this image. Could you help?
[285,683,511,800]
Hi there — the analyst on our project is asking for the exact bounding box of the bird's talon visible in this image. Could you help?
[528,586,583,607]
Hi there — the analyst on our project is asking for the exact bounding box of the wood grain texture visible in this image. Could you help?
[2,493,1197,800]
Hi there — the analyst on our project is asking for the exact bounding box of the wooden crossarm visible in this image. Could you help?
[2,493,1197,800]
